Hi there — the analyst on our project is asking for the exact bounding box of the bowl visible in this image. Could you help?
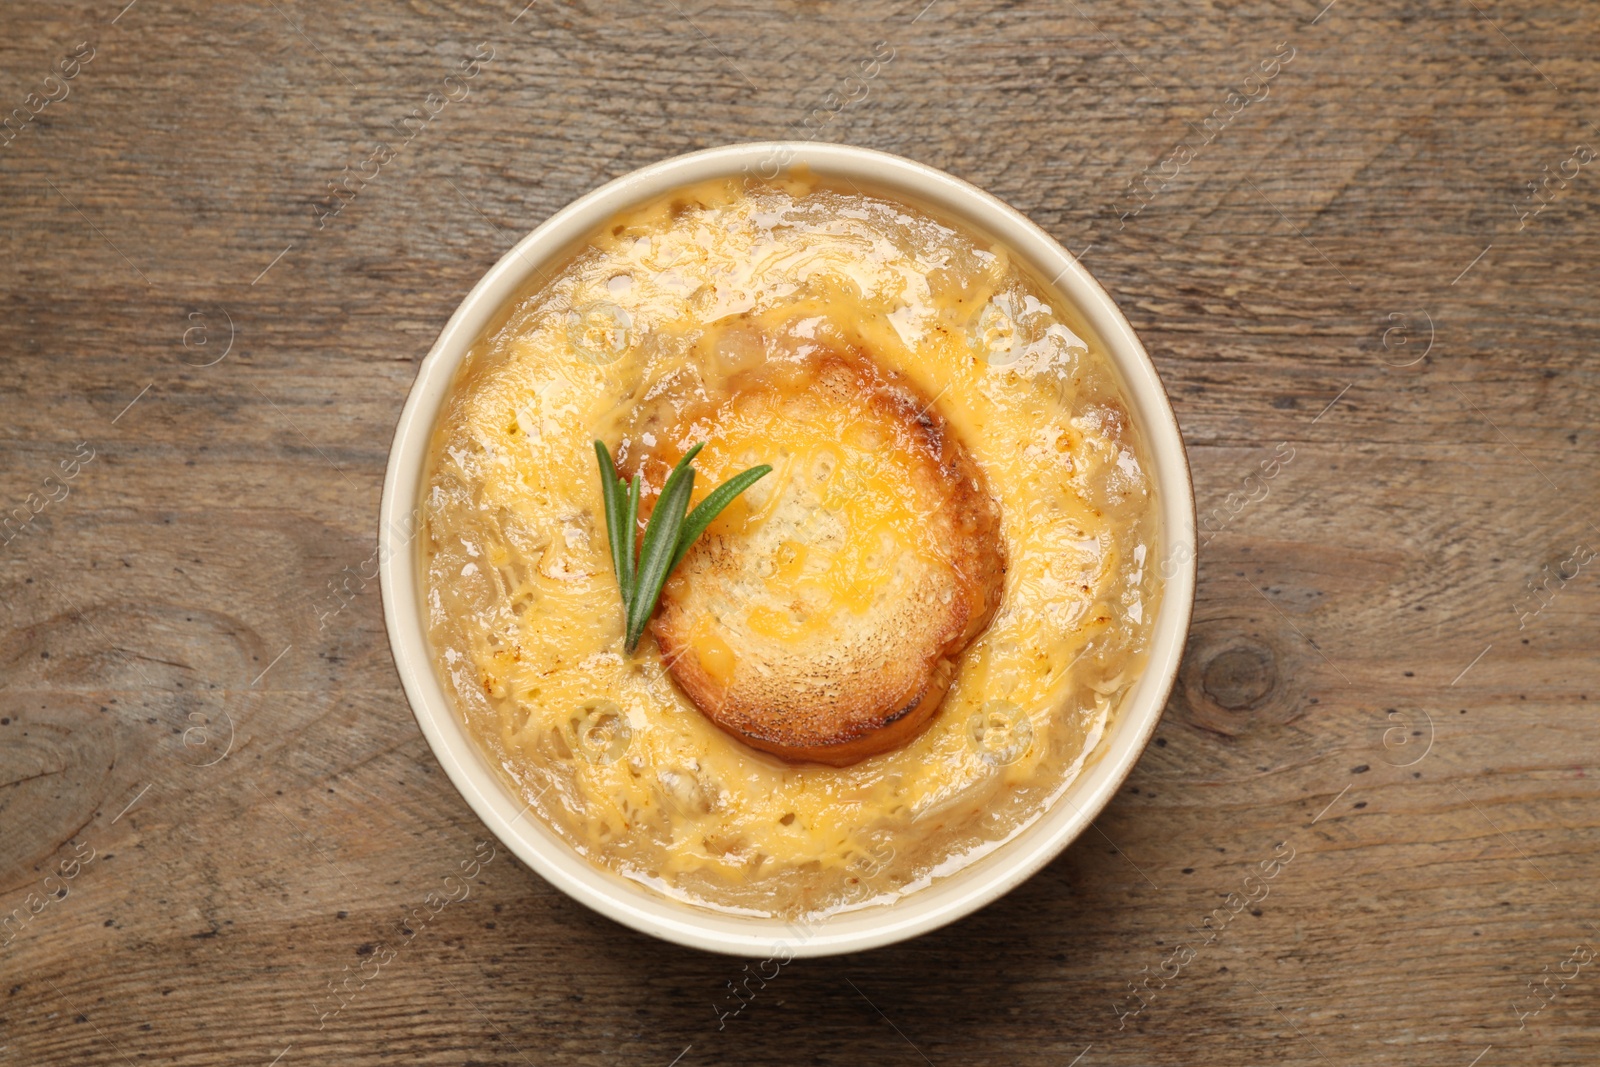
[379,142,1196,957]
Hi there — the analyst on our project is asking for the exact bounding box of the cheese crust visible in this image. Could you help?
[640,346,1006,764]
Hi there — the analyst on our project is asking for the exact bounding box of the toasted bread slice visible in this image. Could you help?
[628,346,1005,765]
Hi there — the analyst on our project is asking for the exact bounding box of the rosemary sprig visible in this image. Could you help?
[594,440,771,653]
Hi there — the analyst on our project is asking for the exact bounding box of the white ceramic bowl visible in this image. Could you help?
[380,142,1196,957]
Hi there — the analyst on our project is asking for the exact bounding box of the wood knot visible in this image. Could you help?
[1200,643,1277,711]
[1176,633,1284,738]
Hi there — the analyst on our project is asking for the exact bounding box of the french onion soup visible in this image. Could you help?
[423,173,1160,919]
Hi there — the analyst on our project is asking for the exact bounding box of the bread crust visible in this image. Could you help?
[640,347,1005,766]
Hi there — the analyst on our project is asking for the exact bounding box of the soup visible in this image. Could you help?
[422,172,1160,919]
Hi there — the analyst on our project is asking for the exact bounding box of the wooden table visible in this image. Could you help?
[3,1,1597,1063]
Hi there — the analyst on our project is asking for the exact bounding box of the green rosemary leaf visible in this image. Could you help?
[625,444,703,651]
[596,440,767,656]
[670,464,773,572]
[622,471,640,599]
[594,440,632,608]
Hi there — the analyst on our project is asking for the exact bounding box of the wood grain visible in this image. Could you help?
[2,0,1597,1064]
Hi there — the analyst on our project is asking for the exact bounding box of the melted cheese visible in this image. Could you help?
[423,176,1160,918]
[649,362,948,647]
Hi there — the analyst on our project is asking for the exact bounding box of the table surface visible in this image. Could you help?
[3,1,1598,1064]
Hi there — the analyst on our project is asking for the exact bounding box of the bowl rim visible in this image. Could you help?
[379,141,1197,958]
